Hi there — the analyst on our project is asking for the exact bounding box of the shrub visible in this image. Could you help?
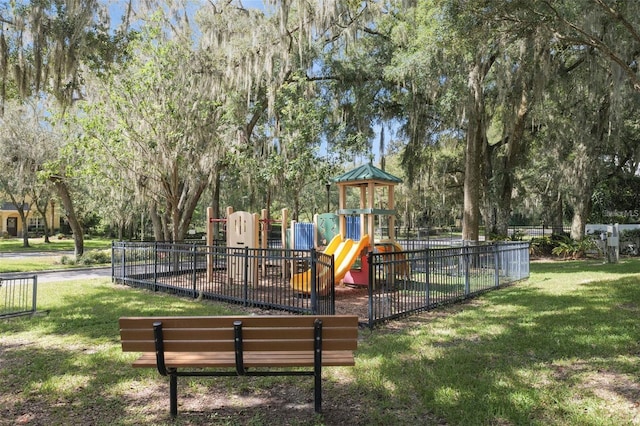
[551,236,597,260]
[620,229,640,256]
[61,249,111,266]
[78,249,111,265]
[60,255,76,265]
[530,236,555,257]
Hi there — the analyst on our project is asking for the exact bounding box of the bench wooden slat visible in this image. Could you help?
[120,327,358,344]
[122,338,357,353]
[131,350,355,369]
[121,340,236,352]
[119,315,358,330]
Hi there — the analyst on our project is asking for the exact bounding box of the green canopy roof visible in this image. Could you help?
[332,163,402,184]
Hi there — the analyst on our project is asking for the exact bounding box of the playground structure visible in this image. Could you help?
[201,163,408,295]
[113,163,531,327]
[291,163,407,293]
[205,206,289,284]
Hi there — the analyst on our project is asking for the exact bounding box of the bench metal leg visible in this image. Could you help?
[170,373,178,417]
[314,368,322,412]
[314,318,322,412]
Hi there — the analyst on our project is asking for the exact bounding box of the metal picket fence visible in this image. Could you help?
[365,242,530,327]
[0,275,38,319]
[112,241,529,327]
[111,242,335,315]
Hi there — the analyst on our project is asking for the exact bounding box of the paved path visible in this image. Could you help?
[0,266,111,283]
[0,251,75,259]
[1,250,112,282]
[32,267,112,283]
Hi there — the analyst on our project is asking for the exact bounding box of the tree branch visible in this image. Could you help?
[542,0,640,91]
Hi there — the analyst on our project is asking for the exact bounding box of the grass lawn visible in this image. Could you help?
[0,256,82,273]
[0,236,113,253]
[0,258,639,425]
[0,237,113,273]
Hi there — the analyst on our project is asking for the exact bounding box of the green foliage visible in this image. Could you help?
[621,229,640,240]
[550,236,598,260]
[529,236,555,257]
[80,249,111,265]
[4,0,640,246]
[61,249,110,266]
[531,235,602,259]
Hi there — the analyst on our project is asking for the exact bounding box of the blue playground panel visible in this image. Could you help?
[294,222,315,250]
[346,216,361,241]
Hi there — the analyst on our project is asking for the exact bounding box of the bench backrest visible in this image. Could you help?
[120,315,358,353]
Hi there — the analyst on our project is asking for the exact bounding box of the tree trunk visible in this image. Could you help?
[496,89,529,237]
[161,212,171,242]
[483,77,530,239]
[293,191,300,222]
[33,196,51,243]
[540,184,565,236]
[462,62,488,243]
[51,178,84,257]
[463,135,481,242]
[546,190,565,236]
[570,195,591,240]
[150,203,164,241]
[568,88,609,240]
[43,214,51,243]
[19,210,29,248]
[173,181,207,242]
[6,194,31,247]
[568,142,597,240]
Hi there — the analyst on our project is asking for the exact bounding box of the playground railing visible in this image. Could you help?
[365,241,530,328]
[112,242,335,315]
[0,275,38,319]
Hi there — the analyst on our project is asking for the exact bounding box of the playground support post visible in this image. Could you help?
[261,209,268,277]
[325,182,331,213]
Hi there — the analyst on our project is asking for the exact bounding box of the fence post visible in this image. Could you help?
[494,243,500,288]
[310,249,317,314]
[31,275,38,315]
[463,244,470,297]
[367,251,374,329]
[516,243,522,280]
[425,248,430,308]
[192,243,197,298]
[153,242,158,292]
[329,253,336,315]
[111,241,115,282]
[121,242,126,285]
[243,247,249,306]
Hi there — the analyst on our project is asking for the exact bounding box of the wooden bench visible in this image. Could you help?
[119,315,359,417]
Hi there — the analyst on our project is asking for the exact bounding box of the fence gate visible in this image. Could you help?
[0,275,38,319]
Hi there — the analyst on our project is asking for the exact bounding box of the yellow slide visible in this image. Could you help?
[335,234,370,282]
[290,234,370,295]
